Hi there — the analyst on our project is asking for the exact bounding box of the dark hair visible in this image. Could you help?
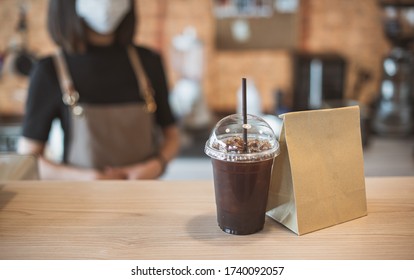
[47,0,136,53]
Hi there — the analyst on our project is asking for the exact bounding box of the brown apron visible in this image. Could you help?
[53,46,158,170]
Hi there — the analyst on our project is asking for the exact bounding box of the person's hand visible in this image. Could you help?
[117,158,164,180]
[94,167,128,180]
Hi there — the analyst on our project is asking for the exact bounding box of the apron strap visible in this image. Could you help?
[53,46,157,115]
[126,45,157,113]
[53,49,83,115]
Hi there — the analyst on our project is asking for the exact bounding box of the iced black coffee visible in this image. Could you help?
[205,114,280,235]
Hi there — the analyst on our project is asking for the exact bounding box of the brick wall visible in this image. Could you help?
[0,0,389,115]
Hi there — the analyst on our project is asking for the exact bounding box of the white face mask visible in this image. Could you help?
[76,0,131,35]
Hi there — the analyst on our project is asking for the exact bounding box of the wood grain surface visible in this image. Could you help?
[0,178,413,260]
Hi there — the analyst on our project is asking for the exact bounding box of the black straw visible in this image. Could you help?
[242,78,248,152]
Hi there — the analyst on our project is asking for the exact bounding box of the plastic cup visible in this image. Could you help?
[205,114,280,235]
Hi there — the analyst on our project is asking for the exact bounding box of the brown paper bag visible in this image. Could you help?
[266,106,367,235]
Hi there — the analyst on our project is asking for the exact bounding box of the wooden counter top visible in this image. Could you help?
[0,177,413,260]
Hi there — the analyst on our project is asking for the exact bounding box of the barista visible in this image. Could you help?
[18,0,180,180]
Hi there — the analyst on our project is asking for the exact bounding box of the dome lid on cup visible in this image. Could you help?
[205,114,280,162]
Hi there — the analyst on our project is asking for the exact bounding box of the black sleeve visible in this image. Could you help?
[21,57,63,142]
[138,47,176,128]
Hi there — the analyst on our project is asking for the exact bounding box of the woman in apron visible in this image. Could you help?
[18,0,179,180]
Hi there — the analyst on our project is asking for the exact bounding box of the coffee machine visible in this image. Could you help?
[373,1,414,136]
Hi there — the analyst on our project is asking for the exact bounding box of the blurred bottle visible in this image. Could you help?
[373,3,414,136]
[170,27,211,130]
[3,2,36,77]
[274,88,289,116]
[373,48,413,137]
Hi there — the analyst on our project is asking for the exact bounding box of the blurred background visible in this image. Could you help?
[0,0,413,179]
